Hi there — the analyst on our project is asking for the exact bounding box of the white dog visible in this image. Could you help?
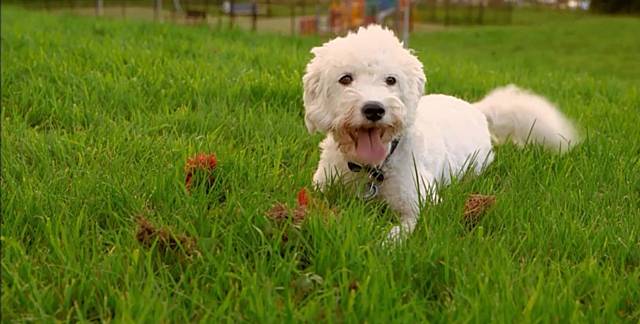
[302,25,578,241]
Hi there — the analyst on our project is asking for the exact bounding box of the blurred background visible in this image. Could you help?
[4,0,639,37]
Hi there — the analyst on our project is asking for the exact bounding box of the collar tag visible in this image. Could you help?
[359,182,379,200]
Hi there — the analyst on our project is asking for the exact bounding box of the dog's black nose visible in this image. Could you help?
[362,102,385,122]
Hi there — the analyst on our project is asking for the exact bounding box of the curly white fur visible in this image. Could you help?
[302,25,579,242]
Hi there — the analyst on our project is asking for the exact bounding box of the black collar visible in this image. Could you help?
[347,138,400,183]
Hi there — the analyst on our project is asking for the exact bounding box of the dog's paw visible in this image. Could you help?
[429,192,442,204]
[383,225,408,246]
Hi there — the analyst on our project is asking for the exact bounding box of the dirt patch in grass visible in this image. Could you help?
[266,188,339,226]
[462,194,496,228]
[136,216,199,257]
[266,202,307,225]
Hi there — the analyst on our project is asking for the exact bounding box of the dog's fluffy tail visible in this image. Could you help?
[473,84,579,154]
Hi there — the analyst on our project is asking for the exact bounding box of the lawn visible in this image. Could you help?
[2,6,639,322]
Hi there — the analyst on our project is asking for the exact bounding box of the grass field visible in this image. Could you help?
[2,6,640,322]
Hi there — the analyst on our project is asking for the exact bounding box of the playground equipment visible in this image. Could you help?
[221,1,260,16]
[178,0,211,22]
[33,0,510,36]
[329,0,362,32]
[328,0,412,35]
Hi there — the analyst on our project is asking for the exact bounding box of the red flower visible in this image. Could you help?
[296,187,309,208]
[186,153,217,171]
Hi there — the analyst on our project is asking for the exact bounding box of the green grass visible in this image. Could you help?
[2,6,640,322]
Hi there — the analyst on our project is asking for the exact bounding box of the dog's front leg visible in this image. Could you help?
[383,189,420,242]
[386,209,419,242]
[312,137,350,191]
[382,170,439,243]
[312,161,349,191]
[312,167,330,191]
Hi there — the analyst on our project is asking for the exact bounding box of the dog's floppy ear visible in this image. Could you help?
[406,51,427,106]
[302,56,323,133]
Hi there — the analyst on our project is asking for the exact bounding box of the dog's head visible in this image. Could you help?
[302,25,426,166]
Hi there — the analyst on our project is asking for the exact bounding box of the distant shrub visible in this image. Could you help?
[590,0,640,13]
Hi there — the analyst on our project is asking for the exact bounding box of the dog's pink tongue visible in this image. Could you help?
[356,128,387,165]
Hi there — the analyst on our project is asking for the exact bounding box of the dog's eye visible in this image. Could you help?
[385,76,397,86]
[339,74,353,86]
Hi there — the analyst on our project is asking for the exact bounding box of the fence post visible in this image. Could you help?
[444,0,450,25]
[203,0,209,25]
[402,0,410,47]
[155,0,163,22]
[429,0,436,22]
[251,0,257,31]
[217,0,223,28]
[96,0,103,16]
[230,0,236,28]
[314,0,320,34]
[290,1,296,36]
[394,0,400,32]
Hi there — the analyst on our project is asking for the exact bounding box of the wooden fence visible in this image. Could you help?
[6,0,514,35]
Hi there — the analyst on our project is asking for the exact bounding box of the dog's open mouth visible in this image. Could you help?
[353,127,387,165]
